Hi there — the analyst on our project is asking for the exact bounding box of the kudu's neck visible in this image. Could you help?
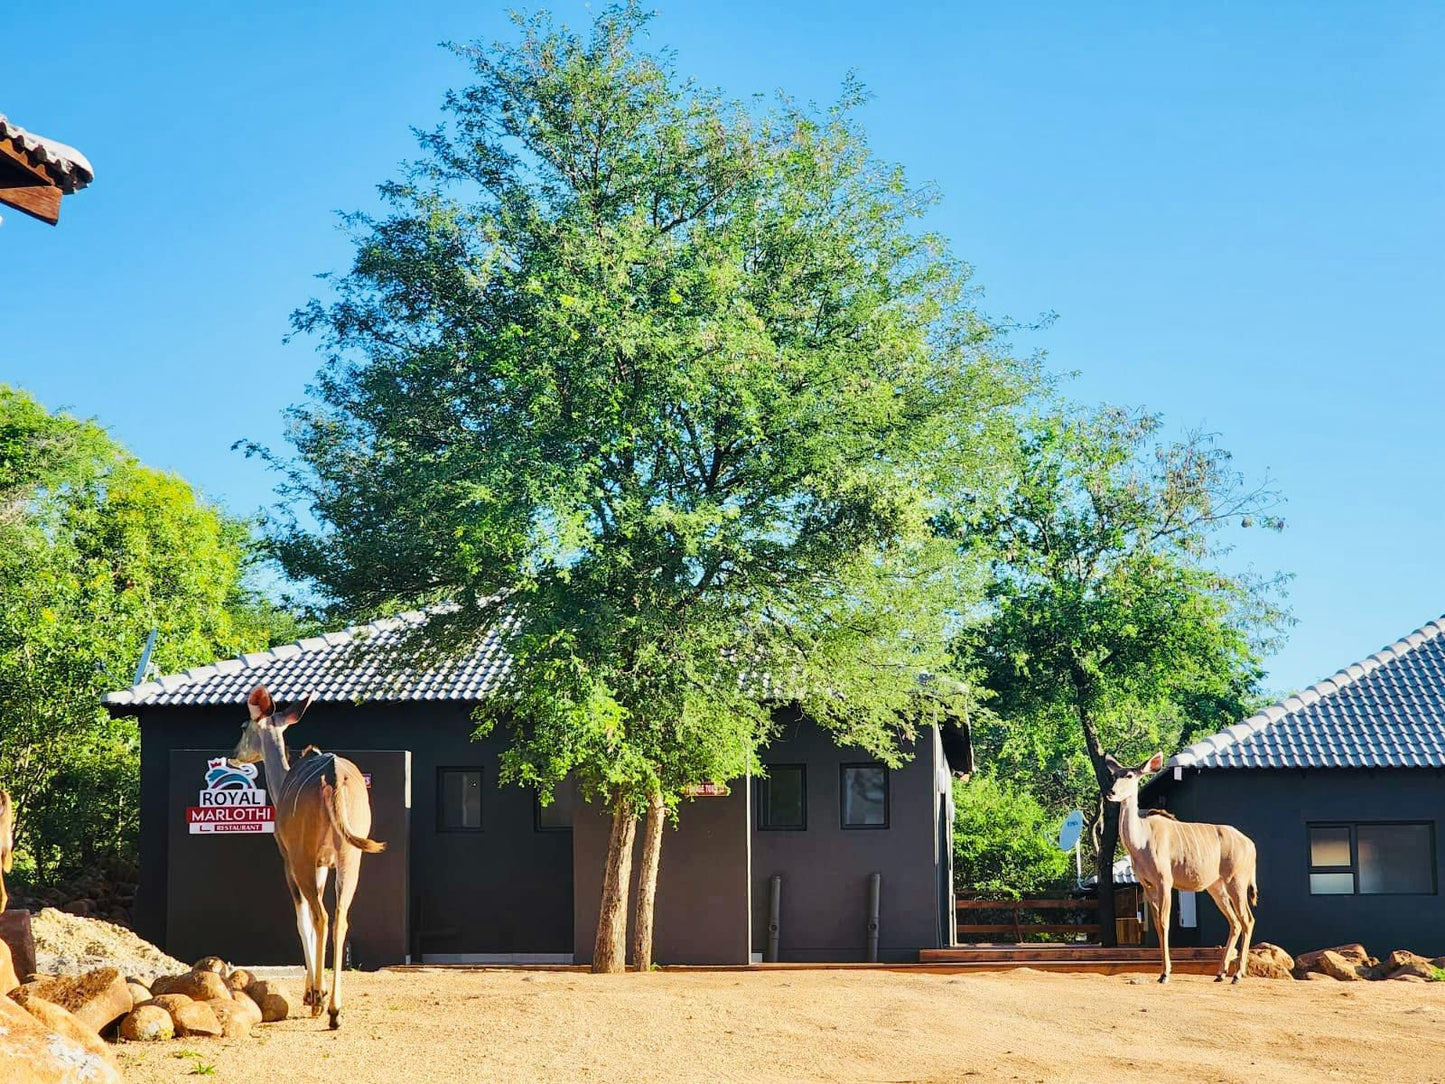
[259,727,291,796]
[1116,791,1152,856]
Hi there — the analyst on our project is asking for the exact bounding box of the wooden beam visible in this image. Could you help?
[0,185,61,225]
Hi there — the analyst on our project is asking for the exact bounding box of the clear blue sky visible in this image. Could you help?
[4,2,1442,696]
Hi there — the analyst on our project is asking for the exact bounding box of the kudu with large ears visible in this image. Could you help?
[1104,751,1258,984]
[234,684,384,1028]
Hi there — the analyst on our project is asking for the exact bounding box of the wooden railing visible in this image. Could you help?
[956,898,1100,942]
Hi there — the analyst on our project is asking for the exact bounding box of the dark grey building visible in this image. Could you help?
[1143,615,1445,958]
[105,613,966,967]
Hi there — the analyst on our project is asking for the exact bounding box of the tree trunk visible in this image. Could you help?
[1071,670,1119,948]
[1094,796,1120,947]
[592,796,638,974]
[632,791,666,973]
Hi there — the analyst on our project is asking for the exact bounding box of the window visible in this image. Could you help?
[1308,822,1435,895]
[758,765,806,831]
[840,763,888,829]
[535,777,579,832]
[437,768,483,831]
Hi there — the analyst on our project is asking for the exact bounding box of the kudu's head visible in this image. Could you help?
[1103,751,1165,802]
[232,685,314,765]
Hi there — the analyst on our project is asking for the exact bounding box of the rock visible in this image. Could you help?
[1295,943,1371,977]
[146,993,193,1014]
[166,970,231,1002]
[10,989,119,1068]
[1393,974,1428,983]
[171,999,223,1038]
[225,967,255,993]
[148,973,188,996]
[24,967,133,1032]
[0,993,121,1083]
[209,997,259,1037]
[244,979,294,1022]
[192,955,227,975]
[119,1004,174,1041]
[1247,942,1295,980]
[1380,950,1438,980]
[0,936,18,995]
[125,980,151,1009]
[1301,971,1335,981]
[1317,950,1368,981]
[230,989,263,1022]
[60,899,93,917]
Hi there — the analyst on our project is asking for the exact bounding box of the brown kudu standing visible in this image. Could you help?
[232,685,384,1028]
[1104,752,1258,984]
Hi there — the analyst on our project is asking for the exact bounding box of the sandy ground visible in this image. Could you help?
[115,967,1445,1084]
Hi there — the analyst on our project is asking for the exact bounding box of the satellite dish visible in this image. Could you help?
[1057,810,1084,852]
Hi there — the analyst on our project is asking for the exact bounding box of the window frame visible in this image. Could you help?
[436,766,485,833]
[1307,820,1437,897]
[756,764,808,832]
[839,762,890,830]
[534,779,578,834]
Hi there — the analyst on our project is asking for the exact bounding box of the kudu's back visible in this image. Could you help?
[1147,813,1256,893]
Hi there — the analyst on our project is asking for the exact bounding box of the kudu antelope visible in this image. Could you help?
[232,685,385,1028]
[0,790,12,913]
[1104,752,1258,984]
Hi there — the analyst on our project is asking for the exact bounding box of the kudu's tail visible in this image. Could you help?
[321,773,386,854]
[1249,879,1258,907]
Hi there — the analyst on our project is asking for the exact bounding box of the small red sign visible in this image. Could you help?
[187,805,276,833]
[682,783,729,798]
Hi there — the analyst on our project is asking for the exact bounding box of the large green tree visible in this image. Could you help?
[956,406,1285,941]
[258,4,1028,971]
[0,386,297,881]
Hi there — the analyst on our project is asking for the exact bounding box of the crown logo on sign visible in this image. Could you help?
[204,757,258,790]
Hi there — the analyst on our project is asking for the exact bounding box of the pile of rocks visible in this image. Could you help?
[29,906,186,986]
[1248,941,1445,981]
[0,927,297,1083]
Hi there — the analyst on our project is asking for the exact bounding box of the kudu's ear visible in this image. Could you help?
[277,692,316,728]
[247,685,274,721]
[1103,753,1124,774]
[1143,751,1165,773]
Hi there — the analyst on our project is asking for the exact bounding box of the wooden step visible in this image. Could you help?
[920,945,1225,974]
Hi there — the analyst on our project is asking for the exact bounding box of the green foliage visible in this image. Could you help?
[0,386,296,882]
[261,4,1029,812]
[953,405,1287,894]
[952,774,1071,898]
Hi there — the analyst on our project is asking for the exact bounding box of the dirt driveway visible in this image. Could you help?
[115,967,1445,1084]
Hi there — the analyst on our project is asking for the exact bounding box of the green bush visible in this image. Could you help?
[952,774,1073,899]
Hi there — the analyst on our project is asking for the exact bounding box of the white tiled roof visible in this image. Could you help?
[1168,615,1445,770]
[102,611,514,709]
[0,114,93,193]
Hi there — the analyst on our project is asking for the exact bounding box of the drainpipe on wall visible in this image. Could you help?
[766,874,782,963]
[866,872,881,963]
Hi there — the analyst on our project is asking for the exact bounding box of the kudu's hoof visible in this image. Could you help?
[329,1009,341,1030]
[1158,974,1169,985]
[1231,974,1243,985]
[1215,974,1226,983]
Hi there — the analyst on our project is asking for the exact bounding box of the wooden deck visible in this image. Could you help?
[920,944,1224,975]
[386,945,1224,977]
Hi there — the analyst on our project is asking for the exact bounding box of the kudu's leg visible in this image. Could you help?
[1155,886,1174,984]
[1206,881,1242,982]
[328,849,361,1030]
[286,867,318,1007]
[309,867,330,1018]
[1227,878,1255,983]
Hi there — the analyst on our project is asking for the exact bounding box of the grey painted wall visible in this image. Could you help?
[749,717,948,962]
[132,701,574,962]
[1156,768,1445,958]
[572,786,752,966]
